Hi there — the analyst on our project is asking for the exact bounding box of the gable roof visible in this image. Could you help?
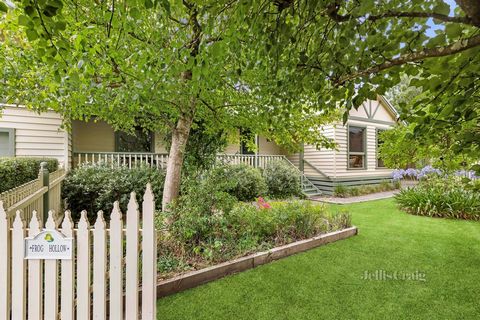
[377,95,400,121]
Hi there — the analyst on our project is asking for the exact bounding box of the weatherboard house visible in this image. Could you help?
[0,96,398,194]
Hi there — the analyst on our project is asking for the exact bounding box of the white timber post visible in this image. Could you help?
[142,184,157,319]
[77,211,91,319]
[0,202,10,320]
[126,192,140,319]
[110,202,124,319]
[61,211,75,320]
[27,211,43,319]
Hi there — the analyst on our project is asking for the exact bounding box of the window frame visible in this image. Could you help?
[376,128,386,168]
[347,125,367,170]
[0,128,15,157]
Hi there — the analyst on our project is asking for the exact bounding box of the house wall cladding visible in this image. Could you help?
[0,105,70,167]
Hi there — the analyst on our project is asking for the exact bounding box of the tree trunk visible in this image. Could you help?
[162,112,194,211]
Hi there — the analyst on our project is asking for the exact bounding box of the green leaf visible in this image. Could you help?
[0,2,7,13]
[18,15,31,26]
[26,29,39,41]
[439,104,455,117]
[434,2,450,15]
[144,0,154,9]
[55,21,67,31]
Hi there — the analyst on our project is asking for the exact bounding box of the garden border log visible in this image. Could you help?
[156,226,358,298]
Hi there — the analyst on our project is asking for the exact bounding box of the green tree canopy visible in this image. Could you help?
[1,0,480,205]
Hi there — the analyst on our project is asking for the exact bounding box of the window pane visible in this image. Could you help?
[349,155,364,168]
[116,128,152,152]
[349,127,364,153]
[0,132,10,156]
[377,130,385,167]
[377,158,385,168]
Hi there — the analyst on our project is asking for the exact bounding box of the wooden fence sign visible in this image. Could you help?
[25,229,73,260]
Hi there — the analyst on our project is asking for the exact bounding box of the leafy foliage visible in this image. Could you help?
[0,157,58,193]
[379,125,477,170]
[333,180,399,198]
[263,160,301,198]
[62,163,164,220]
[160,197,351,268]
[210,164,267,202]
[395,176,480,220]
[0,1,339,151]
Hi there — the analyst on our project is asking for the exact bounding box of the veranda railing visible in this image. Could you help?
[74,152,286,170]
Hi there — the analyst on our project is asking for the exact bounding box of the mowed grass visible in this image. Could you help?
[157,198,480,320]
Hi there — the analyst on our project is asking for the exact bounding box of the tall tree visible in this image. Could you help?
[0,0,338,210]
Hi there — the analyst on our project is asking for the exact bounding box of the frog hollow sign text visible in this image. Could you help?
[25,229,74,260]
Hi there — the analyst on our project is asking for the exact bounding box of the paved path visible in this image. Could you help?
[310,190,399,204]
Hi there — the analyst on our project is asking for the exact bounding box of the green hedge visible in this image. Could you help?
[62,163,165,220]
[0,157,59,193]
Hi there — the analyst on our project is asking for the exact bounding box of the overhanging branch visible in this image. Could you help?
[335,34,480,85]
[327,3,474,26]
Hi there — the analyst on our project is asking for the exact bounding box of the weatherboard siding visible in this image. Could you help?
[0,105,69,166]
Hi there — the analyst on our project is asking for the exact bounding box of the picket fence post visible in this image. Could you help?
[126,192,140,319]
[93,211,107,319]
[61,211,75,320]
[110,202,124,319]
[142,183,157,318]
[44,211,59,320]
[77,211,91,319]
[11,211,26,320]
[28,211,43,319]
[0,202,10,320]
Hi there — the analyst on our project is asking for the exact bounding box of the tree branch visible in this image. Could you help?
[455,0,480,27]
[335,34,480,85]
[327,2,474,26]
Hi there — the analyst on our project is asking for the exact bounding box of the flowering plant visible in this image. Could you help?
[256,197,272,209]
[392,166,442,181]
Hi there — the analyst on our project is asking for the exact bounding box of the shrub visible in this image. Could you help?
[334,180,398,197]
[263,160,301,198]
[164,197,351,263]
[62,163,165,219]
[334,184,348,197]
[395,176,480,220]
[212,164,267,201]
[0,157,59,193]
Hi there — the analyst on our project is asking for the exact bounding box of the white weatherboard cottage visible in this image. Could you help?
[0,96,398,194]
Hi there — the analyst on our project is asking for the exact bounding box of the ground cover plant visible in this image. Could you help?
[157,198,480,320]
[395,175,480,220]
[157,197,351,278]
[333,180,400,198]
[0,157,58,193]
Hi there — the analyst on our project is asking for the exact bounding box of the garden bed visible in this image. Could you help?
[155,226,357,297]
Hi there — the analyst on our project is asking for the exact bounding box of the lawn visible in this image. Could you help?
[157,198,480,320]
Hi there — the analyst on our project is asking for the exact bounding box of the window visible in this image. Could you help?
[115,127,153,152]
[377,129,386,168]
[348,126,366,169]
[239,129,255,155]
[0,128,14,157]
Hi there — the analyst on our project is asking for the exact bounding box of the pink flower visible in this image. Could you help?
[257,197,271,209]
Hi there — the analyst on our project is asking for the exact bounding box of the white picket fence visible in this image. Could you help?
[0,184,157,320]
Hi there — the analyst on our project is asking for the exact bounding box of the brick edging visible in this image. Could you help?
[156,226,358,298]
